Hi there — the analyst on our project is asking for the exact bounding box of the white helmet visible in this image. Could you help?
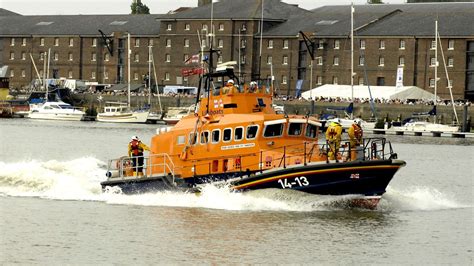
[354,119,361,125]
[227,79,234,84]
[250,81,257,86]
[334,118,341,123]
[131,135,139,141]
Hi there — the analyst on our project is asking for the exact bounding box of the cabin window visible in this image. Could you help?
[223,128,232,142]
[200,131,209,144]
[263,123,283,138]
[288,123,303,136]
[189,133,198,145]
[176,135,185,145]
[234,127,244,141]
[305,124,317,139]
[211,129,220,143]
[246,125,258,139]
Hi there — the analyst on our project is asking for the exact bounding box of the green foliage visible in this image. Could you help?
[374,118,385,129]
[131,0,150,14]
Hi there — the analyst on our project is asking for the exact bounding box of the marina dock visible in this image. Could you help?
[371,129,474,138]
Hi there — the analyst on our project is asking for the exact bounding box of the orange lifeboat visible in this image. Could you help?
[101,56,406,209]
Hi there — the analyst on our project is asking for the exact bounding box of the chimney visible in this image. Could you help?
[198,0,212,7]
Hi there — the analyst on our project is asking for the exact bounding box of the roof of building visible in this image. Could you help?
[0,14,164,36]
[264,5,401,37]
[1,3,473,37]
[356,3,474,36]
[0,8,21,16]
[265,3,474,37]
[163,0,310,21]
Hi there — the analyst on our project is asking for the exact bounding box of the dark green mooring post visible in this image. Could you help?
[462,105,468,132]
[310,100,315,115]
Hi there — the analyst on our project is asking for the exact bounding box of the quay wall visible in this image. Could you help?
[72,94,473,128]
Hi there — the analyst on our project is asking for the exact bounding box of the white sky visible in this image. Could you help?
[2,0,406,15]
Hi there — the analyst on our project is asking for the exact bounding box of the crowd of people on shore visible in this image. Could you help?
[8,86,472,107]
[273,95,472,107]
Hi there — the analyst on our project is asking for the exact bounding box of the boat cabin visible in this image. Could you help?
[148,69,323,183]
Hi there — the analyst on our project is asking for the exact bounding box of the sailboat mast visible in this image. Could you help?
[29,53,42,83]
[437,29,459,124]
[238,30,241,81]
[151,52,163,114]
[148,45,152,106]
[42,52,46,93]
[434,20,438,123]
[44,48,51,101]
[47,48,51,83]
[350,3,354,119]
[259,0,264,80]
[127,33,131,109]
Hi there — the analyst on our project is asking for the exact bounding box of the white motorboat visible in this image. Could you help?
[390,114,459,133]
[96,102,149,123]
[272,104,285,114]
[162,105,194,125]
[28,101,85,121]
[326,117,375,131]
[396,120,459,132]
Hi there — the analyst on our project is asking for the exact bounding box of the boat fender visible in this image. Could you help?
[106,170,119,178]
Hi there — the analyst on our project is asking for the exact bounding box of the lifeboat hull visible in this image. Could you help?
[101,159,405,208]
[231,159,405,208]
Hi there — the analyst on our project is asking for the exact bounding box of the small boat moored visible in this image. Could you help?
[96,102,150,123]
[28,100,85,121]
[162,105,194,125]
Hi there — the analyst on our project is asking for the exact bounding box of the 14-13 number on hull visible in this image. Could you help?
[278,176,309,189]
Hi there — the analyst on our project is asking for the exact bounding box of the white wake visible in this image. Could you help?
[0,158,469,212]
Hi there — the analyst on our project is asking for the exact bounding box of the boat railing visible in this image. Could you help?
[320,137,396,163]
[183,137,396,178]
[107,153,176,184]
[255,137,396,172]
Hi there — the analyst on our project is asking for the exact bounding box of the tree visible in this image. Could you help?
[367,0,385,3]
[131,0,150,14]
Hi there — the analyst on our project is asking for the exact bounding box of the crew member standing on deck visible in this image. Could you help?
[248,81,258,93]
[223,79,237,94]
[325,118,342,161]
[348,119,363,160]
[128,136,150,176]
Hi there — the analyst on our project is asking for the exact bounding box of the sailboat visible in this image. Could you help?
[96,33,150,123]
[28,49,85,121]
[391,20,459,133]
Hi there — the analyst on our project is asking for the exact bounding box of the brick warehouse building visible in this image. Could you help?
[1,1,473,100]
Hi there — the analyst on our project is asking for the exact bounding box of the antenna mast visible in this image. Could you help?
[434,20,438,123]
[350,3,354,119]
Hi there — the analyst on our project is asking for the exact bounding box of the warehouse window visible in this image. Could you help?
[399,40,405,50]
